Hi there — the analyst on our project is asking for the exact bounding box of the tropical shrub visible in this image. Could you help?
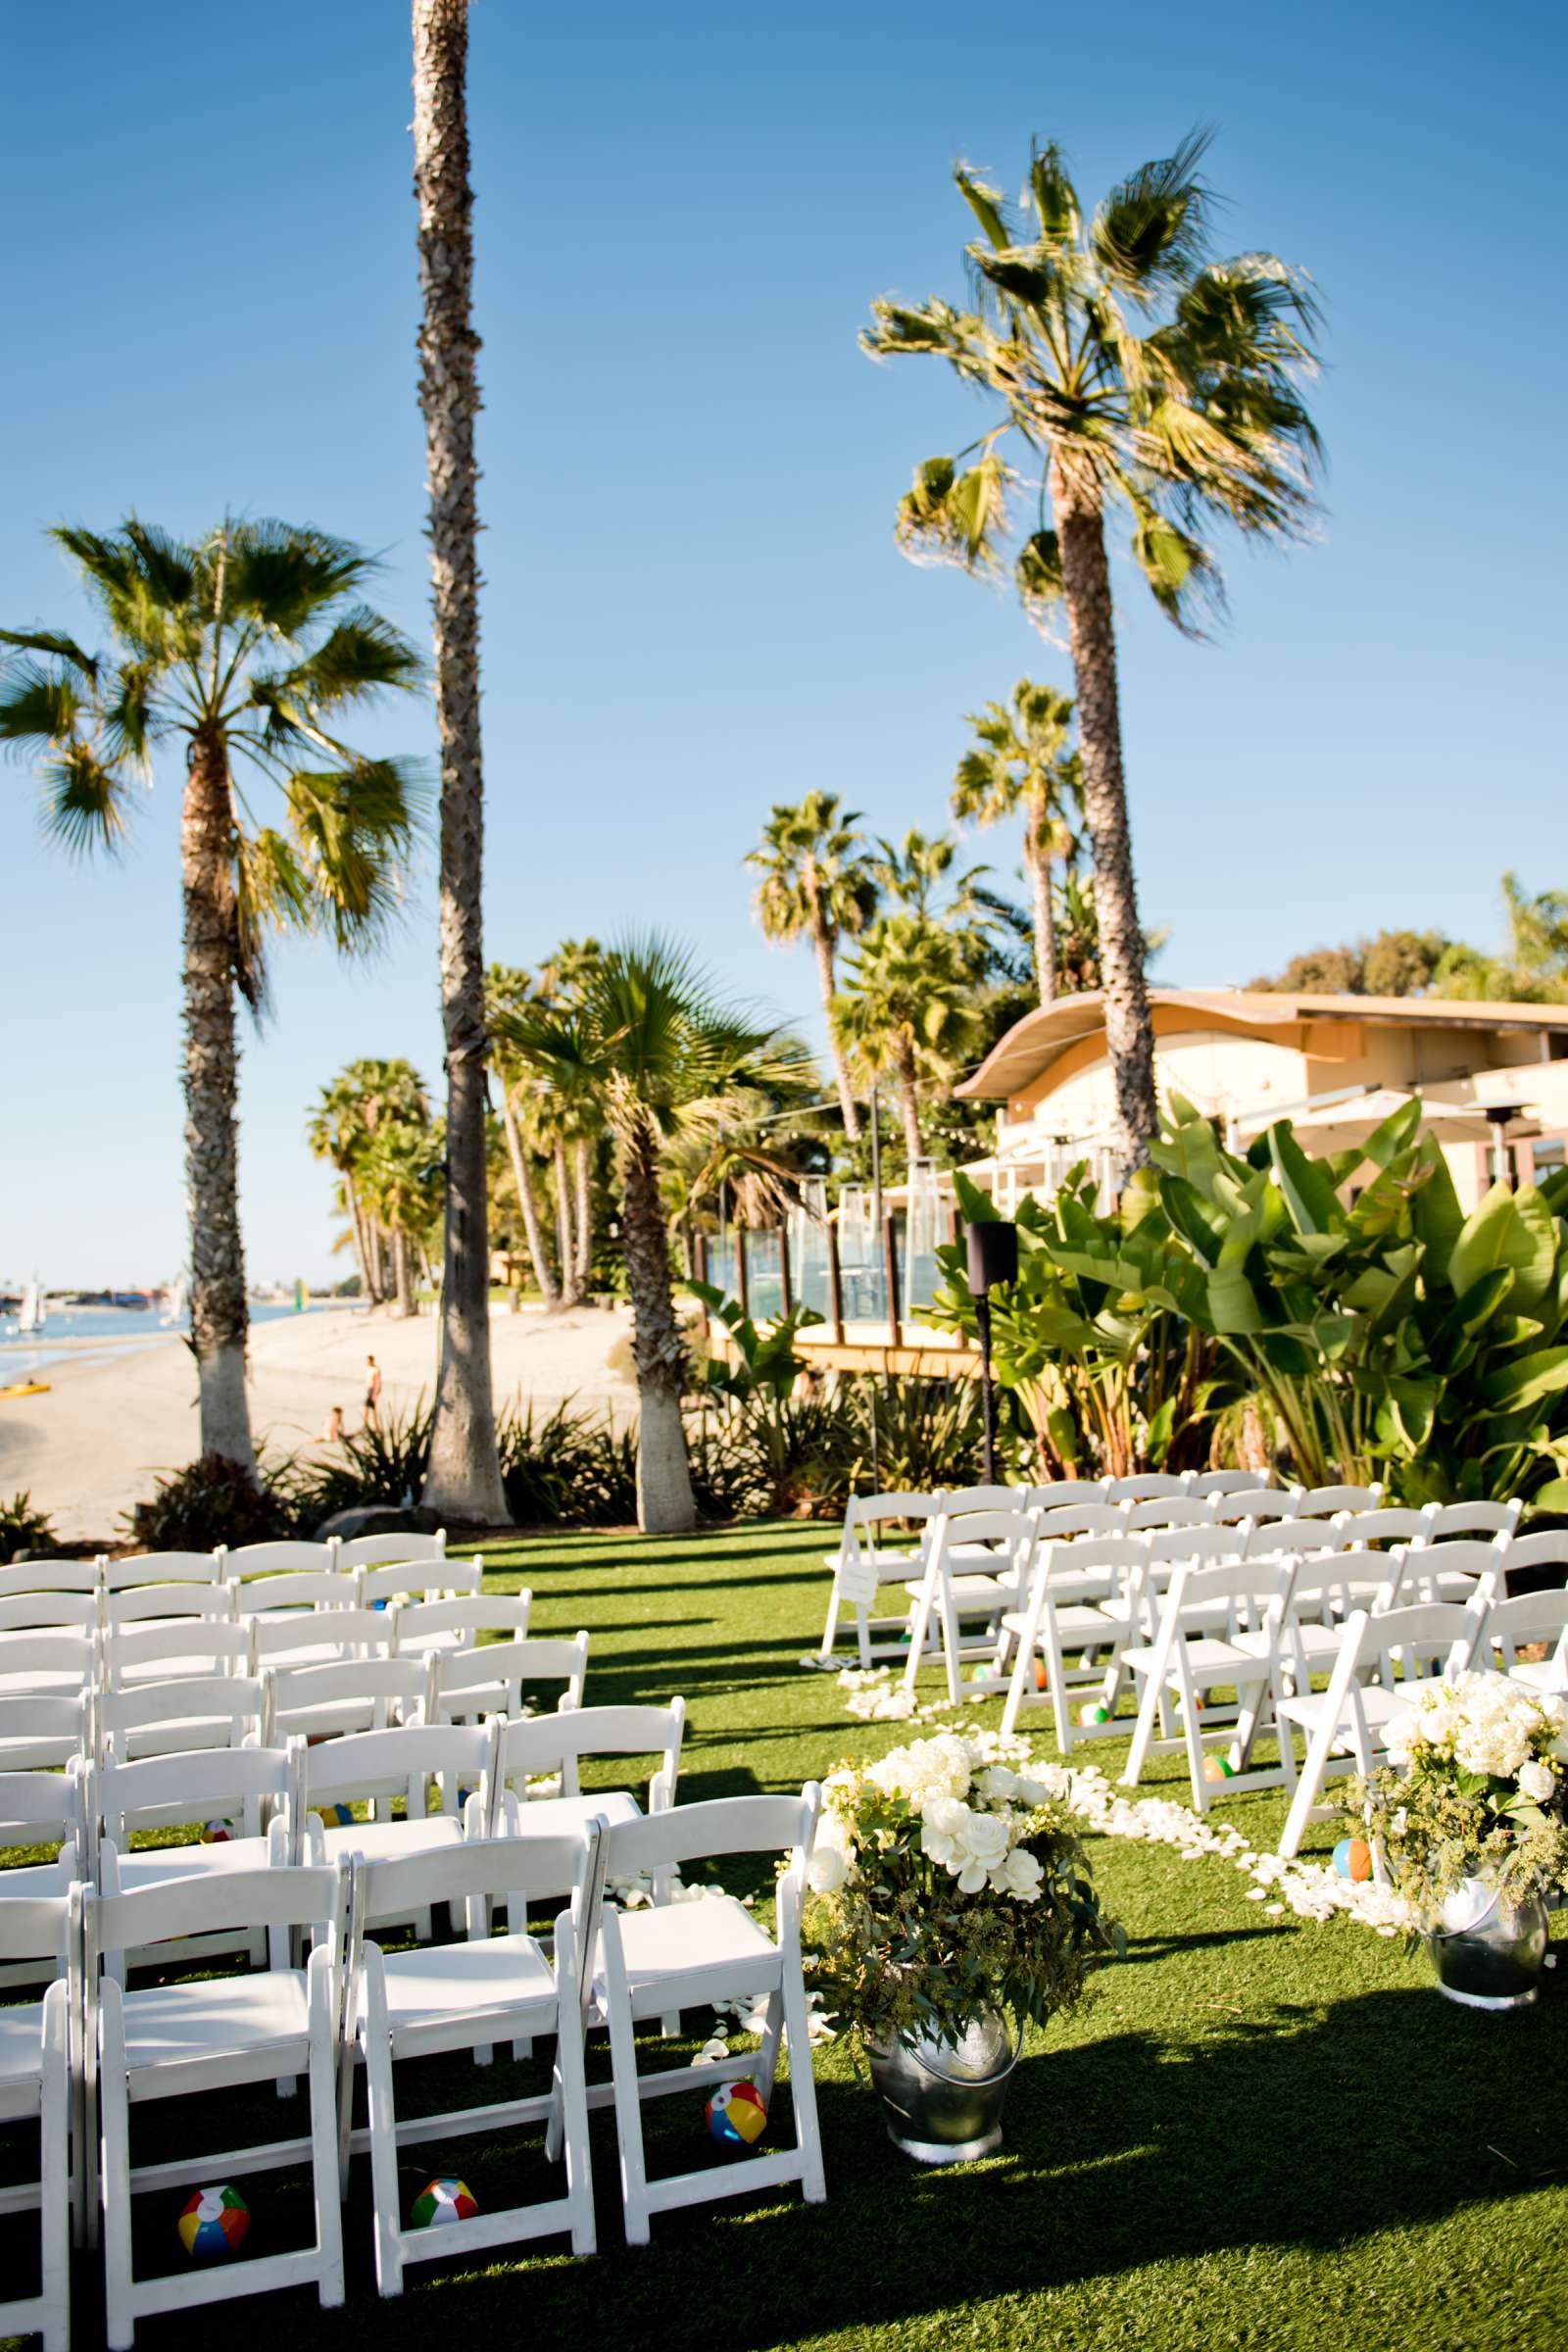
[497,1399,638,1527]
[290,1401,437,1526]
[124,1453,294,1551]
[0,1491,61,1565]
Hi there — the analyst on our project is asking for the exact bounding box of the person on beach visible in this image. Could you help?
[321,1404,344,1446]
[364,1355,382,1427]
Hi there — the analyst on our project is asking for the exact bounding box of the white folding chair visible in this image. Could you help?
[1246,1519,1351,1561]
[99,1582,237,1631]
[1099,1526,1245,1640]
[1465,1589,1568,1691]
[0,1767,86,1950]
[389,1592,533,1667]
[1203,1486,1300,1526]
[997,1536,1147,1746]
[221,1540,340,1580]
[1293,1483,1384,1518]
[901,1510,1040,1703]
[818,1492,944,1667]
[89,1744,300,1980]
[340,1827,604,2293]
[1330,1506,1433,1549]
[1375,1535,1511,1613]
[0,1693,90,1775]
[247,1601,392,1675]
[98,1620,251,1690]
[360,1554,481,1610]
[493,1700,685,1843]
[333,1529,448,1572]
[95,1674,267,1762]
[0,1888,76,2352]
[1026,1481,1112,1508]
[1104,1473,1193,1503]
[1121,1561,1299,1810]
[232,1569,365,1626]
[0,1630,93,1700]
[1508,1529,1568,1582]
[590,1788,825,2243]
[0,1591,99,1635]
[266,1652,435,1742]
[1275,1602,1478,1857]
[85,1864,346,2348]
[103,1554,223,1594]
[1122,1494,1219,1531]
[431,1632,589,1724]
[0,1559,101,1602]
[1196,1469,1279,1498]
[300,1719,494,1870]
[1426,1498,1522,1542]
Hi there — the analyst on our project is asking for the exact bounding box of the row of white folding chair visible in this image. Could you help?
[0,1528,457,1595]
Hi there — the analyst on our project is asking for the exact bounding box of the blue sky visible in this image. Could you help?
[2,0,1563,1285]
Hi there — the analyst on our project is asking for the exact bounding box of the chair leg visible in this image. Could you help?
[39,1983,71,2352]
[901,1578,935,1697]
[753,1988,785,2104]
[1121,1671,1162,1788]
[364,2025,406,2298]
[937,1578,964,1706]
[98,1991,135,2352]
[1278,1711,1337,1858]
[307,1975,346,2311]
[604,1987,652,2245]
[778,1966,826,2205]
[549,1934,598,2258]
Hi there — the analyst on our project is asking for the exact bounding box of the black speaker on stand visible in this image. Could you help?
[966,1219,1019,1485]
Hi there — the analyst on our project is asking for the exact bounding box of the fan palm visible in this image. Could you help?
[538,936,609,1302]
[1,516,422,1467]
[359,1120,443,1317]
[871,827,991,922]
[746,792,878,1138]
[832,913,986,1165]
[495,936,815,1533]
[413,0,508,1519]
[953,680,1080,1001]
[864,128,1321,1168]
[308,1056,430,1305]
[487,966,563,1307]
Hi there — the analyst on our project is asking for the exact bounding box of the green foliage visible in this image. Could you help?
[124,1452,292,1550]
[687,1283,820,1404]
[0,1491,61,1565]
[496,1399,639,1527]
[1249,928,1453,998]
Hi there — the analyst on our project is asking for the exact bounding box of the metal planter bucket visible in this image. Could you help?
[1430,1879,1549,2011]
[867,2012,1017,2164]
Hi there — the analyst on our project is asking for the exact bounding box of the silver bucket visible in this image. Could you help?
[867,2011,1017,2163]
[1430,1881,1549,2011]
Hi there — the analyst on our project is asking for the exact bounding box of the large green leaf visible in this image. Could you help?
[1480,1347,1568,1414]
[1448,1183,1558,1314]
[1266,1123,1343,1238]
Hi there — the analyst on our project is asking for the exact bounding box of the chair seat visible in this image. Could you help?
[1000,1602,1116,1644]
[508,1789,642,1838]
[1277,1674,1447,1734]
[123,1971,312,2080]
[903,1572,1020,1611]
[316,1814,465,1863]
[1510,1660,1567,1694]
[119,1719,251,1757]
[377,1932,556,2033]
[1236,1622,1340,1664]
[599,1893,774,2000]
[1125,1637,1268,1686]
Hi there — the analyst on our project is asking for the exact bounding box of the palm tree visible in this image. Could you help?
[309,1072,383,1303]
[496,937,815,1533]
[952,681,1080,1001]
[832,913,985,1165]
[413,0,508,1521]
[746,792,877,1139]
[538,938,607,1298]
[487,966,562,1306]
[0,517,422,1468]
[864,130,1321,1169]
[360,1120,442,1316]
[870,827,991,922]
[1434,873,1568,1004]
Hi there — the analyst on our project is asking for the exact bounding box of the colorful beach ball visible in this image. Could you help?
[412,2178,478,2230]
[1202,1754,1234,1785]
[706,2079,768,2147]
[200,1818,235,1844]
[177,2184,250,2259]
[311,1802,356,1828]
[1333,1836,1373,1884]
[1078,1701,1110,1728]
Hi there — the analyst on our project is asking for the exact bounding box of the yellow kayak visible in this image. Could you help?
[0,1381,50,1399]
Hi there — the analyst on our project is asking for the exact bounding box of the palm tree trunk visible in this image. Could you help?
[622,1114,696,1533]
[413,0,507,1520]
[894,1038,924,1165]
[344,1173,375,1301]
[1052,472,1157,1169]
[499,1091,559,1305]
[181,728,255,1470]
[1025,824,1057,1004]
[812,914,861,1139]
[393,1227,418,1317]
[554,1139,578,1307]
[573,1136,594,1295]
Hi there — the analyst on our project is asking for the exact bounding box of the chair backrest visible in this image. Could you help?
[103,1552,223,1592]
[0,1886,74,1971]
[1507,1529,1568,1578]
[1332,1507,1432,1547]
[85,1861,343,1970]
[1036,1503,1129,1542]
[603,1785,820,1881]
[1294,1482,1384,1517]
[1158,1556,1296,1646]
[98,1674,267,1757]
[360,1556,482,1607]
[1247,1518,1349,1560]
[1037,1535,1146,1606]
[222,1540,339,1579]
[302,1717,491,1812]
[231,1570,364,1617]
[389,1593,532,1648]
[939,1485,1033,1515]
[1467,1590,1568,1677]
[1426,1499,1522,1541]
[0,1557,100,1599]
[248,1606,393,1667]
[0,1692,90,1768]
[1205,1488,1300,1526]
[101,1582,237,1628]
[100,1620,251,1689]
[0,1761,84,1854]
[838,1493,943,1563]
[350,1825,596,1939]
[930,1507,1038,1550]
[1104,1474,1192,1502]
[432,1633,589,1718]
[1023,1480,1108,1508]
[1375,1536,1511,1612]
[333,1529,448,1571]
[1122,1495,1218,1531]
[0,1629,94,1687]
[267,1652,436,1740]
[1143,1526,1244,1569]
[90,1740,297,1850]
[0,1590,99,1633]
[496,1699,686,1801]
[1196,1469,1278,1496]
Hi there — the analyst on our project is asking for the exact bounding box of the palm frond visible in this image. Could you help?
[220,520,374,636]
[283,757,425,951]
[0,627,98,682]
[249,608,425,713]
[1090,127,1215,296]
[39,740,130,856]
[0,662,82,752]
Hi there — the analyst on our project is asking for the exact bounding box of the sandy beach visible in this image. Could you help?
[0,1302,639,1543]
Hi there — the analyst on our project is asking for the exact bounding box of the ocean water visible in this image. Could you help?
[0,1298,361,1383]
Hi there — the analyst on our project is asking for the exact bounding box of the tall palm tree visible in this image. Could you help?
[952,680,1080,1001]
[496,937,814,1533]
[360,1120,442,1316]
[746,792,878,1139]
[487,966,562,1306]
[869,827,991,922]
[309,1072,382,1303]
[0,517,422,1467]
[864,130,1321,1169]
[413,0,507,1520]
[832,913,985,1165]
[538,937,607,1298]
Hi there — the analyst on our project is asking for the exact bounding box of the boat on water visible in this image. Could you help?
[17,1284,45,1336]
[0,1380,50,1400]
[160,1274,189,1327]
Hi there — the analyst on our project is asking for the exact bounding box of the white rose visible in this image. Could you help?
[978,1766,1018,1802]
[997,1847,1044,1901]
[958,1813,1011,1870]
[807,1845,848,1894]
[1518,1760,1555,1804]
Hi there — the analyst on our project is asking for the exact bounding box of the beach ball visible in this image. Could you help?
[311,1802,355,1828]
[411,2178,478,2230]
[706,2079,768,2147]
[1078,1701,1110,1728]
[1333,1837,1373,1884]
[177,2184,250,2260]
[201,1818,235,1844]
[1202,1754,1234,1785]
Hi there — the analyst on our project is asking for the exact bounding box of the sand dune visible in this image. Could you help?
[0,1301,639,1543]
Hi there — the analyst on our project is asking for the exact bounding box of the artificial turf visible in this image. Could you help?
[8,1518,1564,2352]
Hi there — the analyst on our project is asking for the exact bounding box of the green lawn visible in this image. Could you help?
[10,1520,1564,2352]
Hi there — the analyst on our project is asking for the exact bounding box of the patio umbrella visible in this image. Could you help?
[1246,1089,1498,1146]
